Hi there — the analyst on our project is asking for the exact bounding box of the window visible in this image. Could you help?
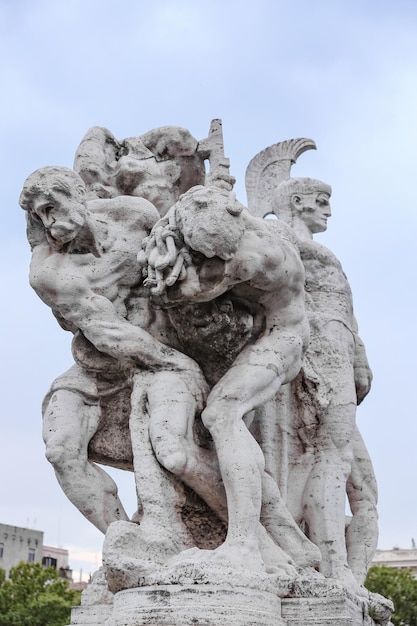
[28,548,36,562]
[0,543,3,558]
[42,556,57,569]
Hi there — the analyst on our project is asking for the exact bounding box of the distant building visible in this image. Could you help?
[0,523,43,576]
[0,523,72,581]
[372,548,417,577]
[43,544,73,581]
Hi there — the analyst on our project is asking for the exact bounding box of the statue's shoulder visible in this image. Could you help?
[299,238,343,269]
[89,196,160,230]
[262,218,301,260]
[263,217,298,245]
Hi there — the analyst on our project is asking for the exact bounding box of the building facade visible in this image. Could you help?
[0,523,43,576]
[0,523,72,581]
[372,548,417,577]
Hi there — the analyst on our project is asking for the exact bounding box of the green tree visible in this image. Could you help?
[0,562,81,626]
[365,565,417,626]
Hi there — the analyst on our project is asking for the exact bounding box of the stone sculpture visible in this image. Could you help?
[19,165,206,534]
[141,181,319,574]
[245,140,378,587]
[20,121,392,625]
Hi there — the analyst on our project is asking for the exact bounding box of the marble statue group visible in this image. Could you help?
[20,121,389,625]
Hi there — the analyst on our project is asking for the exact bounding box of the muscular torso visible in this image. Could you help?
[29,200,180,351]
[299,239,354,331]
[228,219,309,342]
[297,238,356,386]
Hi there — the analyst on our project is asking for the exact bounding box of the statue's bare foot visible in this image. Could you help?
[256,525,297,577]
[103,520,171,560]
[261,519,321,569]
[103,519,190,592]
[332,565,368,597]
[212,540,266,572]
[168,540,266,574]
[282,530,322,569]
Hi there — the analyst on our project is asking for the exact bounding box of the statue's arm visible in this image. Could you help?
[352,314,373,405]
[164,256,244,304]
[63,293,195,372]
[29,247,199,373]
[162,232,266,305]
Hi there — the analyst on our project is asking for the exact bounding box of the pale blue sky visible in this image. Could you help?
[1,0,416,580]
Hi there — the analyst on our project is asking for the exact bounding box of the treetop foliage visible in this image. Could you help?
[0,562,81,626]
[365,565,417,626]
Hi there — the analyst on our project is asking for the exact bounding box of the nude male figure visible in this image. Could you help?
[144,184,313,571]
[270,177,376,588]
[19,166,209,543]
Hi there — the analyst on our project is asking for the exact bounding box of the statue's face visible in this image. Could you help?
[295,191,331,234]
[115,156,180,216]
[30,189,86,248]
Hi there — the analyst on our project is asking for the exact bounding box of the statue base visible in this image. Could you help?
[69,603,111,625]
[68,583,392,626]
[69,585,284,626]
[108,584,284,626]
[282,595,373,625]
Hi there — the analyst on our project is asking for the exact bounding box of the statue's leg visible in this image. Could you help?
[345,427,378,584]
[302,401,357,586]
[146,366,299,574]
[109,373,195,565]
[147,370,228,522]
[43,389,129,534]
[200,332,303,569]
[202,394,265,569]
[261,471,321,568]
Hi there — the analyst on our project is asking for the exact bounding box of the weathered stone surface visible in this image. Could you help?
[246,138,377,590]
[20,121,389,626]
[281,585,393,626]
[106,585,286,626]
[69,604,110,625]
[69,582,393,626]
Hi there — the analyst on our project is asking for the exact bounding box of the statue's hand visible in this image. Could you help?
[354,365,373,405]
[151,264,202,307]
[177,363,209,412]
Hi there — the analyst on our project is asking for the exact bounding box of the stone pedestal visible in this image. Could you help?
[105,585,284,626]
[282,595,368,626]
[69,584,391,626]
[69,603,111,625]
